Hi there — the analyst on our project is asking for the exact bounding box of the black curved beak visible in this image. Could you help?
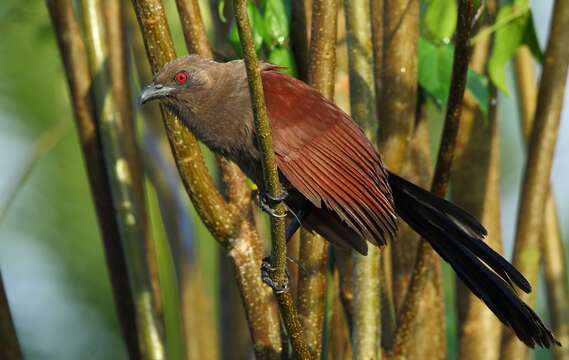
[139,84,175,105]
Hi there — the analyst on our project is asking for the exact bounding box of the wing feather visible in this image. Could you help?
[261,67,398,246]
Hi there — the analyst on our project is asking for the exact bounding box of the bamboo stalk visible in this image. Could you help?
[46,1,142,356]
[130,0,282,357]
[510,45,569,360]
[452,34,504,360]
[343,0,381,357]
[81,0,167,357]
[233,0,311,358]
[295,0,338,357]
[500,0,569,357]
[291,0,313,80]
[130,14,218,359]
[389,0,475,356]
[375,0,423,349]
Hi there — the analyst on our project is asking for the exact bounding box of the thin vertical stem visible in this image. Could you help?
[296,0,338,357]
[390,0,475,355]
[130,0,282,357]
[344,0,381,357]
[374,0,421,348]
[509,39,569,360]
[233,0,311,358]
[500,0,569,357]
[46,0,142,356]
[81,0,166,357]
[452,35,504,360]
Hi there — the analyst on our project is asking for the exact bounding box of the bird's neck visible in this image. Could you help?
[174,61,260,178]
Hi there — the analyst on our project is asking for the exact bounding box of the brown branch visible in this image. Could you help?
[291,0,313,80]
[452,34,504,360]
[378,0,418,170]
[104,0,164,320]
[131,0,238,243]
[45,1,142,357]
[390,0,475,355]
[130,0,282,357]
[501,0,569,356]
[81,0,167,356]
[344,0,381,357]
[392,107,447,359]
[507,37,569,360]
[174,0,250,212]
[294,0,338,357]
[0,272,21,360]
[375,0,422,348]
[233,0,311,358]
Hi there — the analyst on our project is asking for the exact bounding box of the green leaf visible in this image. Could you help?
[424,0,457,44]
[418,37,489,115]
[488,4,542,94]
[228,2,266,57]
[268,47,297,76]
[263,0,290,48]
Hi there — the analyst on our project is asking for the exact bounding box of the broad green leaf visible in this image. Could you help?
[228,2,266,57]
[488,4,542,94]
[418,37,489,115]
[268,47,297,76]
[424,0,457,44]
[263,0,290,48]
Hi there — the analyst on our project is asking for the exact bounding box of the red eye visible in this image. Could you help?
[176,71,188,84]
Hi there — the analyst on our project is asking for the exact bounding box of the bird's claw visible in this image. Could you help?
[261,257,290,294]
[259,190,288,218]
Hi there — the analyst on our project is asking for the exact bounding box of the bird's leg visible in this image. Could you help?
[258,189,289,218]
[260,257,290,294]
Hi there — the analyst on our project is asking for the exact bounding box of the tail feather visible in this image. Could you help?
[388,171,560,348]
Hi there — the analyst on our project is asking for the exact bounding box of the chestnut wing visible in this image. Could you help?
[261,68,397,246]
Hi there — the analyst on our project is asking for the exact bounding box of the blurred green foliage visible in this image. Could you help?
[228,0,297,76]
[488,0,543,94]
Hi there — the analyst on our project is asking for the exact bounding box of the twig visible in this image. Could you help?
[232,0,311,358]
[0,272,22,360]
[46,1,142,357]
[389,0,475,355]
[452,31,504,360]
[344,0,381,357]
[294,0,338,357]
[130,0,282,357]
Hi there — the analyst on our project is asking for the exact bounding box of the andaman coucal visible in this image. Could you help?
[140,55,560,348]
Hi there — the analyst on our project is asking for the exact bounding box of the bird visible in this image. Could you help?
[140,54,560,348]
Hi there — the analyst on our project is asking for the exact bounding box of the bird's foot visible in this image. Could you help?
[259,190,288,218]
[261,257,289,294]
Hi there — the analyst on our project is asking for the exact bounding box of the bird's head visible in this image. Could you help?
[139,55,216,111]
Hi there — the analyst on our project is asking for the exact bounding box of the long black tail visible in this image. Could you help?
[388,171,560,348]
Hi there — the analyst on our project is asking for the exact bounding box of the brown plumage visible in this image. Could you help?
[140,55,560,348]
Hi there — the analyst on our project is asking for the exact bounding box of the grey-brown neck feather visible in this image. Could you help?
[168,59,262,182]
